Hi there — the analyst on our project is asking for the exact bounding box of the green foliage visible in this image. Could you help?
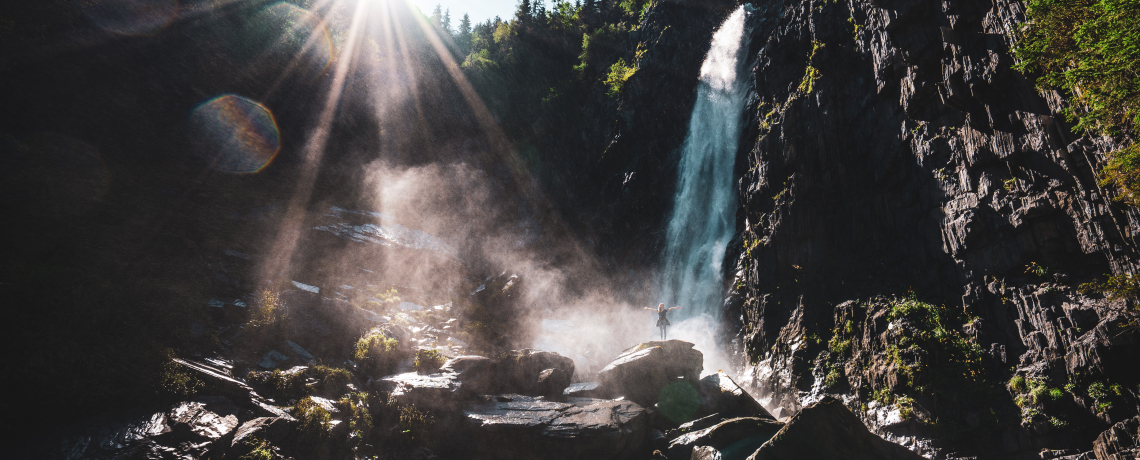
[604,58,637,96]
[354,334,402,376]
[293,397,332,436]
[1099,144,1140,206]
[250,289,286,328]
[413,349,446,374]
[336,392,373,434]
[885,294,985,391]
[1088,381,1110,400]
[1009,375,1028,393]
[824,367,843,388]
[828,335,851,356]
[237,437,275,460]
[1025,262,1049,277]
[1049,387,1065,400]
[873,387,894,405]
[247,368,308,401]
[159,352,203,397]
[1050,416,1070,428]
[1079,273,1140,300]
[398,404,434,445]
[897,395,916,420]
[1013,0,1140,203]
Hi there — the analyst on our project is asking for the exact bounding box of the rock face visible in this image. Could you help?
[462,394,648,460]
[588,0,1140,456]
[596,340,703,407]
[1093,416,1140,460]
[667,417,784,460]
[698,371,775,420]
[748,397,925,460]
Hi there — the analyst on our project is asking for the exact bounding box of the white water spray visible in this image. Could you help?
[658,6,751,372]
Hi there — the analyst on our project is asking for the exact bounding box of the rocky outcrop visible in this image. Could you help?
[1093,416,1140,460]
[649,0,1140,456]
[497,349,576,396]
[748,397,925,460]
[596,340,704,407]
[461,395,648,460]
[667,416,784,460]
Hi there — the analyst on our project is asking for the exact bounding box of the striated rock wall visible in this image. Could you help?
[716,0,1140,457]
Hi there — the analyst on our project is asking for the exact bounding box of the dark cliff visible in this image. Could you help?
[603,0,1140,457]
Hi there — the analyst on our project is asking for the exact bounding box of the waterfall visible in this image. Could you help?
[660,6,751,333]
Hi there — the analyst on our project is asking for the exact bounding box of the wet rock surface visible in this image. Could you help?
[462,394,648,460]
[666,417,784,460]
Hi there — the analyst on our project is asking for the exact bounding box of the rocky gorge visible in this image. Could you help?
[4,0,1140,458]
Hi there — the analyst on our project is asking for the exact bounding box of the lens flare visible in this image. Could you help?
[189,94,280,174]
[77,0,178,36]
[241,2,333,80]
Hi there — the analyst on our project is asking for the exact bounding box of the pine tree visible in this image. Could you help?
[442,9,452,35]
[517,0,532,21]
[430,4,442,28]
[458,13,472,55]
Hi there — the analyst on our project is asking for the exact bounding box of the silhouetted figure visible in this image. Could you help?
[645,303,682,340]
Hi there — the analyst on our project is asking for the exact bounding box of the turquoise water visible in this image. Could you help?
[660,6,751,326]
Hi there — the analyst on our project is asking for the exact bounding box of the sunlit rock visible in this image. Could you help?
[698,371,775,420]
[596,340,703,408]
[666,417,783,460]
[440,355,495,395]
[496,349,576,396]
[374,372,465,411]
[462,395,647,460]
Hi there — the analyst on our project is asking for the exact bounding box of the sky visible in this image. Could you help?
[409,0,520,26]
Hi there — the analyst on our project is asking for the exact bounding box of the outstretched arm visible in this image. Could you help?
[643,307,657,311]
[668,306,682,311]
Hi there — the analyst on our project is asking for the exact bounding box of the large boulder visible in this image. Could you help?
[1093,416,1140,460]
[596,340,703,407]
[747,397,924,460]
[462,394,647,460]
[373,372,465,411]
[698,371,775,420]
[496,349,575,396]
[440,355,496,395]
[667,417,784,460]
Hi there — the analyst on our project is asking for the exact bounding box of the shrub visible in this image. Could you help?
[897,395,916,420]
[824,367,843,388]
[293,397,332,436]
[250,289,285,327]
[246,368,307,401]
[354,334,401,376]
[398,404,433,445]
[159,351,203,397]
[309,365,352,394]
[603,58,637,96]
[1009,376,1028,393]
[1079,273,1140,300]
[413,349,446,374]
[336,392,373,435]
[1049,388,1065,400]
[1088,381,1110,401]
[237,438,275,460]
[1012,0,1140,204]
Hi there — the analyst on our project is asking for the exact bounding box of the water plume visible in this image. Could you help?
[658,5,753,374]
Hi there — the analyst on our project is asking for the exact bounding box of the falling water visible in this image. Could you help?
[659,6,751,352]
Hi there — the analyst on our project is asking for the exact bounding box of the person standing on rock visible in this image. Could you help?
[645,303,682,340]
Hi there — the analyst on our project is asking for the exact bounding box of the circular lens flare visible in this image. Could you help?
[77,0,178,36]
[189,95,280,174]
